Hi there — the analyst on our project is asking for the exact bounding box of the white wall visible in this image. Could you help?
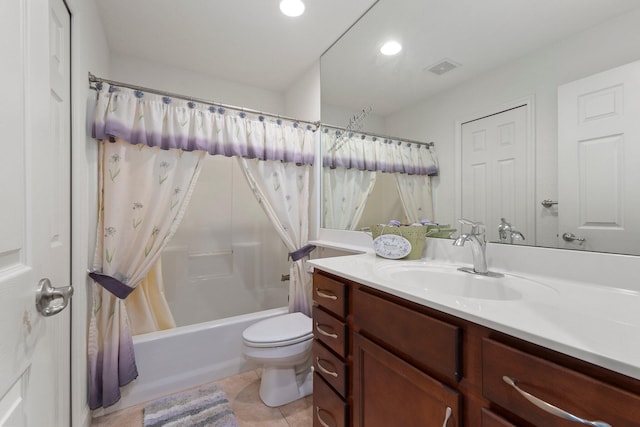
[67,0,110,425]
[321,103,386,135]
[283,61,325,238]
[385,9,640,247]
[285,61,321,122]
[161,155,290,326]
[110,53,285,114]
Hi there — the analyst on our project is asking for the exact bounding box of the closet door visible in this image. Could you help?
[0,0,71,425]
[460,105,531,243]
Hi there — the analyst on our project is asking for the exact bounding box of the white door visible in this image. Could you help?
[558,60,640,255]
[0,0,71,425]
[461,105,532,243]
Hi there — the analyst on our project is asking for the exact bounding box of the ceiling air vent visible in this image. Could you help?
[426,59,459,75]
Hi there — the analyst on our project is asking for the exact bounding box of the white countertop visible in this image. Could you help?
[308,252,640,380]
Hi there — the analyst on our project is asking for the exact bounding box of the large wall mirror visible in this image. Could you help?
[320,0,640,256]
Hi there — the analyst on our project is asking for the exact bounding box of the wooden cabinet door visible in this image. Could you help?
[353,333,460,427]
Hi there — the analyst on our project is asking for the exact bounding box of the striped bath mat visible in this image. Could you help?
[143,383,239,427]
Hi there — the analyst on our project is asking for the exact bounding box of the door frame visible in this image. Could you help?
[454,95,536,240]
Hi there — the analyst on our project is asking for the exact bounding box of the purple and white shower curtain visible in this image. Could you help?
[88,83,316,409]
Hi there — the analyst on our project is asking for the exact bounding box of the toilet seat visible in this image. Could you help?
[242,312,312,348]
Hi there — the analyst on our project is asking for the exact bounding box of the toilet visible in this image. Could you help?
[242,312,314,407]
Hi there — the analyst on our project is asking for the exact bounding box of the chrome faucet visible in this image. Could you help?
[498,218,525,244]
[453,219,503,277]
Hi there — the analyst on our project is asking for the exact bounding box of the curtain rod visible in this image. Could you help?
[88,72,321,130]
[321,123,435,148]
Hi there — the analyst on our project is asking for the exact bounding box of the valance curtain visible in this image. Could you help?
[88,83,317,409]
[92,84,315,165]
[321,128,438,176]
[321,128,438,226]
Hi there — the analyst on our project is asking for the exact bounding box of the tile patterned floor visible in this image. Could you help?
[90,369,312,427]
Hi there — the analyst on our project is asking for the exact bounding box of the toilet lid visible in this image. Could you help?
[243,312,312,347]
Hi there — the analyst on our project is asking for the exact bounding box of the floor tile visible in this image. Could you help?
[90,369,312,427]
[278,394,312,427]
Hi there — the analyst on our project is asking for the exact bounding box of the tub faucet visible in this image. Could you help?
[453,219,503,277]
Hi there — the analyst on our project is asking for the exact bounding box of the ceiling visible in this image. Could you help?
[95,0,377,92]
[321,0,640,116]
[95,0,640,116]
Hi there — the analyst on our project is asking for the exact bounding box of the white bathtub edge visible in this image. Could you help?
[95,307,288,417]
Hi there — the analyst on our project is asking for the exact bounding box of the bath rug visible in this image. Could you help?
[143,383,239,427]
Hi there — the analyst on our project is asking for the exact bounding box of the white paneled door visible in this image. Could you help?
[0,0,71,426]
[461,105,532,243]
[558,60,640,255]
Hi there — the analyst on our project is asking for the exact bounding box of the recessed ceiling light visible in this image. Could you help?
[280,0,305,17]
[380,41,402,56]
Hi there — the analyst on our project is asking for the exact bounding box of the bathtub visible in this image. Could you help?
[100,306,288,415]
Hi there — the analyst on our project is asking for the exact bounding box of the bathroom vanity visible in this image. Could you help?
[309,253,640,427]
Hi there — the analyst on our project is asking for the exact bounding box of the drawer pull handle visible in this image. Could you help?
[316,288,338,300]
[316,406,335,427]
[316,357,338,377]
[442,406,452,427]
[502,376,611,427]
[315,322,338,339]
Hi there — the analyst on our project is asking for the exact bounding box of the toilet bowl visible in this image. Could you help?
[242,312,313,407]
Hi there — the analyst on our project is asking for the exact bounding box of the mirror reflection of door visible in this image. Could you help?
[558,60,640,255]
[461,105,532,244]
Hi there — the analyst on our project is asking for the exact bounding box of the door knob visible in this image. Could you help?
[562,232,586,243]
[35,278,73,317]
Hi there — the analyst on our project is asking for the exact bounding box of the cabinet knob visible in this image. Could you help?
[502,376,611,427]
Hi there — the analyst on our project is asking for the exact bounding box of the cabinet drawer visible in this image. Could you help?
[353,287,461,382]
[313,306,348,357]
[481,409,517,427]
[313,340,348,398]
[314,372,348,427]
[483,338,640,427]
[353,333,460,427]
[313,272,348,318]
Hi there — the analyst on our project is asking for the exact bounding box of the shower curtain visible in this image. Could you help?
[395,173,434,224]
[89,139,204,409]
[88,83,316,409]
[322,130,377,229]
[322,127,439,226]
[239,155,314,315]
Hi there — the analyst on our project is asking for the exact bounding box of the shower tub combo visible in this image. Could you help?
[101,243,291,414]
[108,306,287,413]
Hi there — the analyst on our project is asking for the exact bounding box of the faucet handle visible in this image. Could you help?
[498,218,512,235]
[458,218,484,234]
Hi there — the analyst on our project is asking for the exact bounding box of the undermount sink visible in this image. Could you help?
[374,262,556,301]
